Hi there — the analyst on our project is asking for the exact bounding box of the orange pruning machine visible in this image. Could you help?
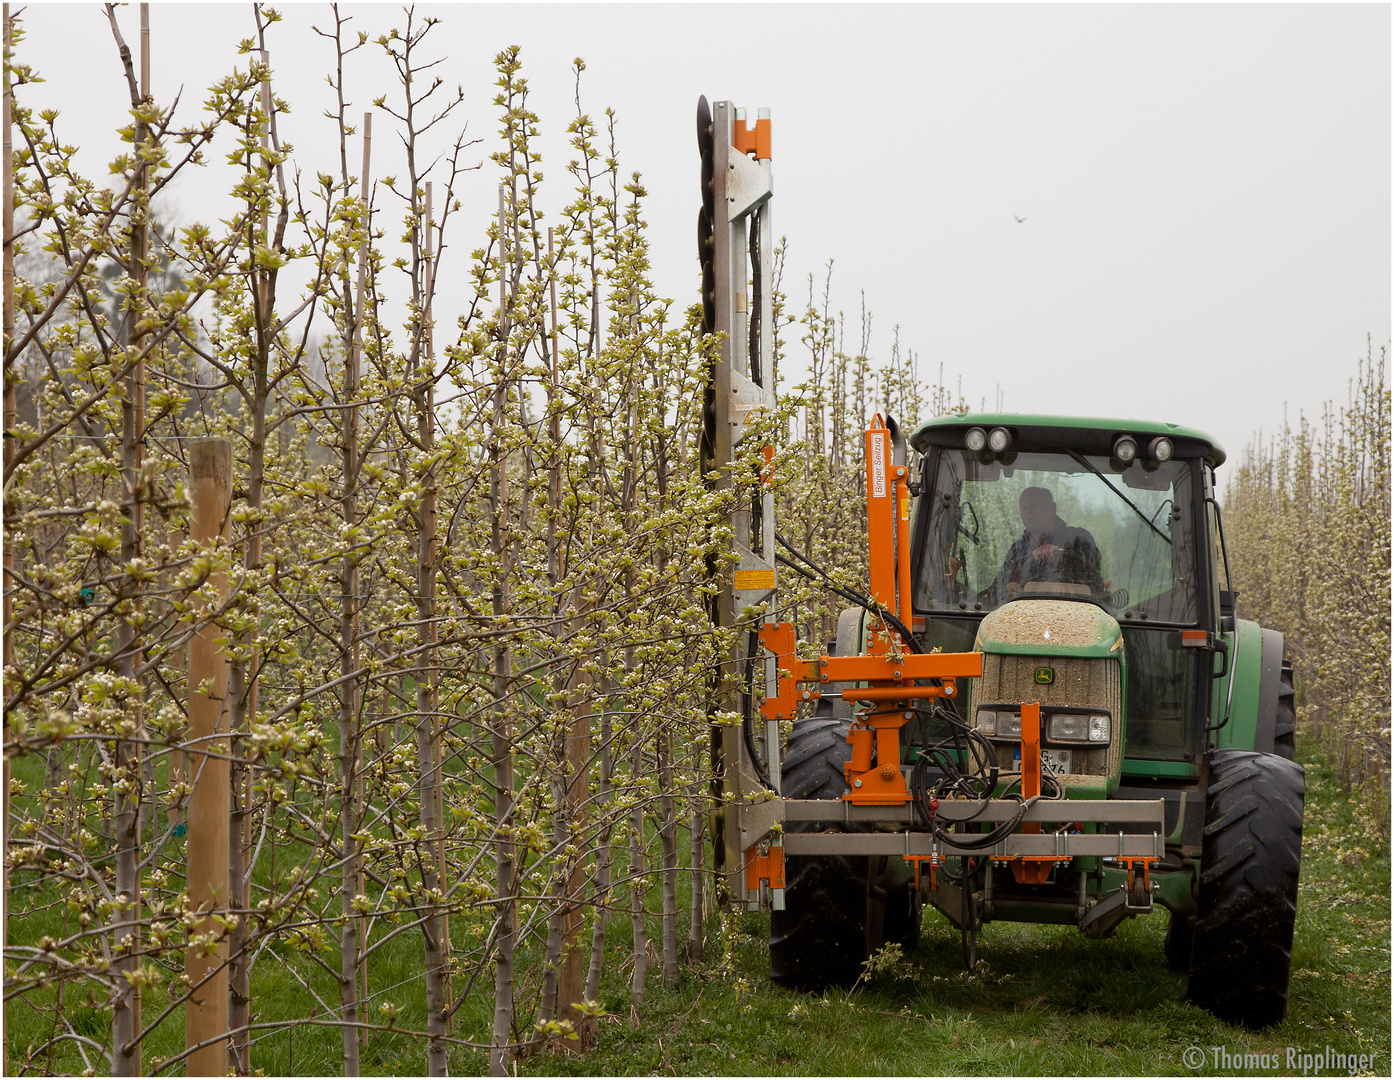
[698,98,1301,1029]
[698,96,1165,940]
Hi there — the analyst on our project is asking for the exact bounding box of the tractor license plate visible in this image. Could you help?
[1014,747,1072,774]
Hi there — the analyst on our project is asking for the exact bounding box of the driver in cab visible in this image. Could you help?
[993,486,1106,603]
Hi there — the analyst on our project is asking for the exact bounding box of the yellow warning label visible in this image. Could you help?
[900,493,909,521]
[734,569,776,591]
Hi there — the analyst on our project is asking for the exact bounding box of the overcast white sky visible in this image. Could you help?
[14,2,1391,470]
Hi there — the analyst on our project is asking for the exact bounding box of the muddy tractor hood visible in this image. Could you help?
[974,599,1124,659]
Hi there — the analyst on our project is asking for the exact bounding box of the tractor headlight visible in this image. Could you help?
[1047,713,1090,742]
[1045,712,1111,743]
[975,708,996,735]
[988,426,1012,453]
[996,711,1022,738]
[964,427,988,452]
[1148,436,1174,463]
[1112,435,1138,463]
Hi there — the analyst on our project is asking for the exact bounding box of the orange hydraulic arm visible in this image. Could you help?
[759,414,982,806]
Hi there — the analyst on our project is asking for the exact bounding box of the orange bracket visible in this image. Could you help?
[732,112,772,160]
[1011,702,1053,885]
[744,844,786,891]
[843,710,913,804]
[756,622,802,721]
[1121,857,1156,895]
[907,853,940,891]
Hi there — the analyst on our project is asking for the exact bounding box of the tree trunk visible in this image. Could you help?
[584,699,613,1004]
[333,110,372,1080]
[416,183,448,1077]
[1,5,14,965]
[628,735,647,1007]
[488,185,516,1078]
[537,231,589,1047]
[110,7,149,1070]
[687,740,704,965]
[657,728,680,988]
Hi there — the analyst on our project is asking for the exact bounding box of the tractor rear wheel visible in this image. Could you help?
[1183,749,1304,1028]
[1273,660,1297,760]
[769,716,872,988]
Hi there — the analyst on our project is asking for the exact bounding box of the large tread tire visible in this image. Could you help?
[1184,749,1304,1028]
[769,716,871,989]
[1273,660,1297,761]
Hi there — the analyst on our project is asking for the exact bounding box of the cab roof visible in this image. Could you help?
[908,411,1226,468]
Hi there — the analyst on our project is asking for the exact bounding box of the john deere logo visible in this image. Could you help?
[1034,666,1054,685]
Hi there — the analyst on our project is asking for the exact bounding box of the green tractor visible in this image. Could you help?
[768,414,1304,1029]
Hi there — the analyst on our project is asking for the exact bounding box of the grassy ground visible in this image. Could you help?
[514,742,1390,1078]
[5,740,1388,1076]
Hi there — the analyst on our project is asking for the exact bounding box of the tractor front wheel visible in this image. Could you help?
[1183,749,1304,1027]
[769,717,873,988]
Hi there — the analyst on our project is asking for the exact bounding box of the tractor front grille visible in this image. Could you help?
[977,653,1123,786]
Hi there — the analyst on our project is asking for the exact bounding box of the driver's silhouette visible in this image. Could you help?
[993,487,1106,602]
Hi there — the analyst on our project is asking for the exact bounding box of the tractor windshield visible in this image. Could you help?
[917,449,1199,624]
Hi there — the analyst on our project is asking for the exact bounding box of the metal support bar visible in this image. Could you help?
[780,797,1166,825]
[784,831,1165,859]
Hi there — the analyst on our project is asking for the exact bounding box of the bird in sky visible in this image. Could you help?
[1014,215,1027,224]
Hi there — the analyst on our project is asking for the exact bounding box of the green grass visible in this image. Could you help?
[513,741,1390,1078]
[6,738,1388,1075]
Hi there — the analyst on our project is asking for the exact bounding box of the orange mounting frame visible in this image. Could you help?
[755,616,982,806]
[756,414,982,807]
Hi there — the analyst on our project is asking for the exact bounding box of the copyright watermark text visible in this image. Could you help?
[1183,1045,1378,1075]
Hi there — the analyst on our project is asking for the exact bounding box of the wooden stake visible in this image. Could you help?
[185,438,232,1077]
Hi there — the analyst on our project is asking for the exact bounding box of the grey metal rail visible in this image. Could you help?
[782,830,1164,859]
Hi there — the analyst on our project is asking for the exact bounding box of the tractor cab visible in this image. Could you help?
[908,414,1227,775]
